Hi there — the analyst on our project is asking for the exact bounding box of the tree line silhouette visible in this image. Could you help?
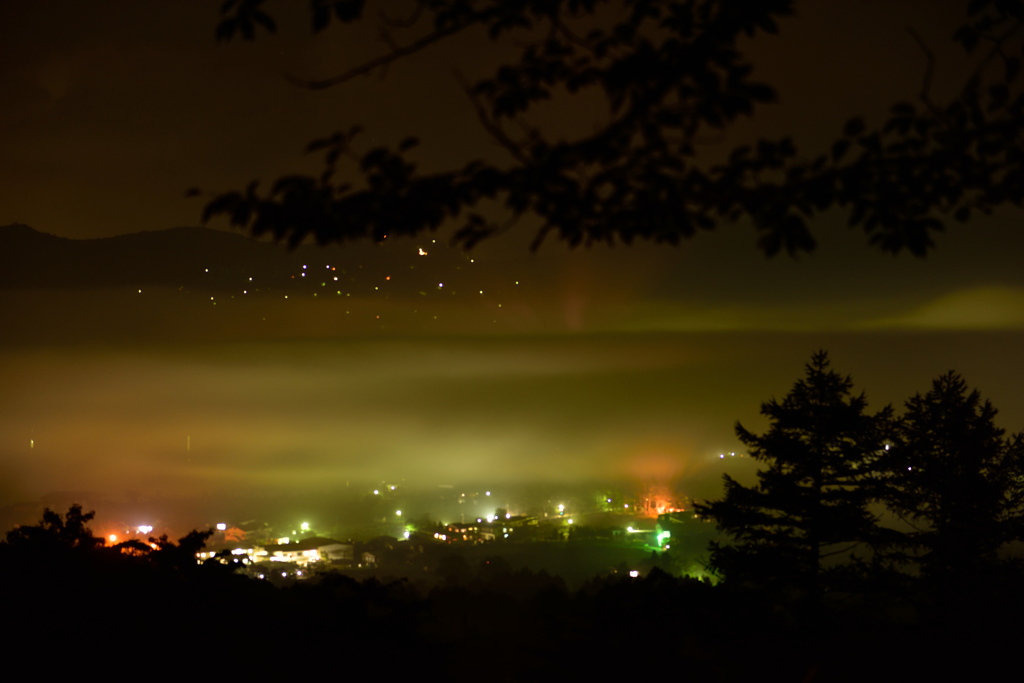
[696,351,1024,618]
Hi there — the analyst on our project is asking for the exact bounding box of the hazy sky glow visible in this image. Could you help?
[2,1,1023,521]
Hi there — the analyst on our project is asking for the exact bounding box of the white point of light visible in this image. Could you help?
[303,265,307,269]
[108,534,117,543]
[629,570,639,578]
[404,531,410,539]
[395,510,402,516]
[486,491,491,496]
[373,490,379,495]
[137,525,153,534]
[419,248,427,256]
[568,519,573,525]
[300,522,309,531]
[505,513,511,519]
[216,523,227,531]
[438,283,443,288]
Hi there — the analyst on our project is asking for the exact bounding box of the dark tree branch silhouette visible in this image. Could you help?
[200,1,1024,256]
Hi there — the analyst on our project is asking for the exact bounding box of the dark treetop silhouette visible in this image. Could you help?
[694,351,894,604]
[202,0,1024,256]
[879,372,1024,594]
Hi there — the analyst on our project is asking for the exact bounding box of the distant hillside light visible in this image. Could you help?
[216,523,226,531]
[300,522,309,531]
[396,510,402,516]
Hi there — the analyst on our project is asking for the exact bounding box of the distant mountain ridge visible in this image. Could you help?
[0,224,483,304]
[0,224,316,290]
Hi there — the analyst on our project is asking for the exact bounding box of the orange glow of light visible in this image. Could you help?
[386,276,390,280]
[108,534,117,543]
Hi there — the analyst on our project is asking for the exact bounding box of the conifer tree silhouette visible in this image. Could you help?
[881,372,1024,596]
[696,351,893,606]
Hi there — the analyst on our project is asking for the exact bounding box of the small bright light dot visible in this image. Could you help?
[205,268,208,273]
[108,534,117,543]
[244,290,247,294]
[624,504,629,508]
[284,295,288,299]
[395,510,402,516]
[486,491,491,496]
[216,523,227,531]
[568,519,573,525]
[505,513,511,519]
[302,273,305,277]
[404,531,410,539]
[138,289,141,293]
[373,490,379,495]
[282,572,287,577]
[386,276,390,280]
[249,277,253,281]
[334,276,338,281]
[480,291,483,294]
[390,485,395,490]
[629,570,639,578]
[419,248,427,256]
[303,265,307,269]
[438,283,443,288]
[607,498,612,503]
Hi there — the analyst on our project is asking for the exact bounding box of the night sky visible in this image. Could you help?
[1,1,1022,513]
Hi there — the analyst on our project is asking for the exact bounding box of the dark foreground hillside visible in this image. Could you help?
[4,527,1022,681]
